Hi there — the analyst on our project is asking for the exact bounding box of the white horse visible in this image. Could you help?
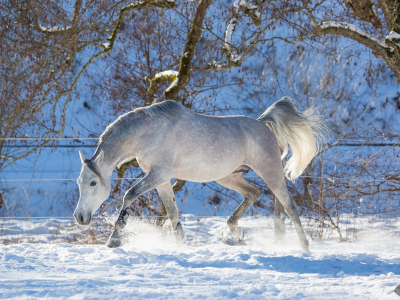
[74,97,325,253]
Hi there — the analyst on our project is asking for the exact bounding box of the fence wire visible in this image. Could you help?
[1,138,400,183]
[0,175,398,182]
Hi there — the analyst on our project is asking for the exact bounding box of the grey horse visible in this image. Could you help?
[74,97,325,253]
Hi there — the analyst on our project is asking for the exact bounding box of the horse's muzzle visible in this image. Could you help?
[74,212,92,225]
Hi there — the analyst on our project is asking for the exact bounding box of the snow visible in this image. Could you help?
[233,0,241,9]
[165,77,179,93]
[224,18,237,47]
[386,31,400,42]
[154,70,178,78]
[224,19,241,62]
[3,7,400,299]
[210,61,224,68]
[103,42,111,49]
[1,216,400,299]
[225,0,258,63]
[319,21,394,52]
[233,0,258,10]
[153,70,179,92]
[39,24,72,32]
[230,54,242,63]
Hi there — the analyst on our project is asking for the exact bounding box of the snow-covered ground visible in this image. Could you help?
[1,216,399,299]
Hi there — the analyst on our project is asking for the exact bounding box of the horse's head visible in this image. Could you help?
[74,150,111,225]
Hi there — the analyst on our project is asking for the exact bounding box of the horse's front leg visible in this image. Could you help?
[107,167,170,248]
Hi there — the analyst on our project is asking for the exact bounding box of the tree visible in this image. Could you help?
[2,0,400,224]
[303,0,400,84]
[2,0,400,172]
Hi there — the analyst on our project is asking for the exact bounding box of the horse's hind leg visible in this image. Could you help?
[156,182,186,243]
[274,198,286,241]
[252,163,310,253]
[216,173,262,242]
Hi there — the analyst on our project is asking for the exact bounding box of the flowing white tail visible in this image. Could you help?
[258,97,326,181]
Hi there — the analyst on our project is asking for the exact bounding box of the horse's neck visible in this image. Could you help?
[98,115,153,177]
[98,139,135,178]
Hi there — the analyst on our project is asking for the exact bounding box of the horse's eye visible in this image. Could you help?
[90,181,97,187]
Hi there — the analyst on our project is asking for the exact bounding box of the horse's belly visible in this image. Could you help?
[172,168,234,182]
[171,154,245,182]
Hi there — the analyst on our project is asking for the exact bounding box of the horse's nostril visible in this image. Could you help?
[79,214,84,223]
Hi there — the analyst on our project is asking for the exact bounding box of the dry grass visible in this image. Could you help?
[1,213,398,246]
[0,218,112,245]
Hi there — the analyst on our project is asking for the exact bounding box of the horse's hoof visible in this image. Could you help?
[107,237,122,248]
[174,222,187,244]
[231,227,244,242]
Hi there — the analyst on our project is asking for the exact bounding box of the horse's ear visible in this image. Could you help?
[79,151,87,164]
[95,149,104,165]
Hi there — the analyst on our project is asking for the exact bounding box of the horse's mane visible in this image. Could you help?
[90,101,185,161]
[135,100,184,119]
[83,158,104,184]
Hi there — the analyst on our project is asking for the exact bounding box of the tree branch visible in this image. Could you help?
[163,0,213,99]
[104,0,177,54]
[172,179,186,193]
[147,70,178,99]
[344,0,382,29]
[317,21,394,56]
[223,0,261,66]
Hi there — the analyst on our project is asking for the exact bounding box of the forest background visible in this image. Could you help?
[1,0,400,242]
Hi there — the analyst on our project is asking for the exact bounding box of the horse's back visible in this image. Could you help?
[169,112,278,182]
[179,112,276,149]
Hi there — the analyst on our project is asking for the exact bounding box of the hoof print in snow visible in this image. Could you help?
[395,285,400,296]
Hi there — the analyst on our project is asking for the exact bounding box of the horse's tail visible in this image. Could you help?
[258,97,327,182]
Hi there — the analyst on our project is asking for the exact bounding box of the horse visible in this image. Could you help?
[74,97,325,253]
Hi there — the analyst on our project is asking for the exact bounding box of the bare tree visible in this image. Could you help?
[3,0,400,225]
[3,0,400,170]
